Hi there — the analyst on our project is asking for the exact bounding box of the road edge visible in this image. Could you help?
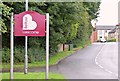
[95,43,118,78]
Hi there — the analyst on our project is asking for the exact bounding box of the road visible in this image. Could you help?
[30,42,118,79]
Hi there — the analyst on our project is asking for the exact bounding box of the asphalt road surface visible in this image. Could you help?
[30,42,118,79]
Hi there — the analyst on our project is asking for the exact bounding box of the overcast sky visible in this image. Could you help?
[96,0,119,26]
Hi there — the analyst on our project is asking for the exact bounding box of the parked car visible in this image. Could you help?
[100,37,106,42]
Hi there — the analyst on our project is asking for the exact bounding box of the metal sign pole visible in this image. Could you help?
[10,12,14,79]
[46,13,49,79]
[24,0,28,74]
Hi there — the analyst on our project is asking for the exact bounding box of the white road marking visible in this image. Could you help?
[95,44,118,77]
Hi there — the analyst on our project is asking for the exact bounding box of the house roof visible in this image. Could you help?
[96,25,116,30]
[109,29,116,34]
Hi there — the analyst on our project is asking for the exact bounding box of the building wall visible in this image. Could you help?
[58,44,69,52]
[90,30,97,43]
[97,30,102,40]
[108,33,116,40]
[58,44,64,52]
[97,30,111,40]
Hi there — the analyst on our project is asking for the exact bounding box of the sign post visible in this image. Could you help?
[24,0,28,74]
[46,13,49,79]
[13,5,48,79]
[10,12,14,79]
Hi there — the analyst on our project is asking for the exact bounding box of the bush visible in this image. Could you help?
[72,39,90,48]
[2,46,24,63]
[14,46,24,63]
[107,38,116,42]
[28,47,45,63]
[2,48,10,63]
[2,46,45,63]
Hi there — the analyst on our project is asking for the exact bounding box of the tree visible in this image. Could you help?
[2,2,100,63]
[0,2,12,33]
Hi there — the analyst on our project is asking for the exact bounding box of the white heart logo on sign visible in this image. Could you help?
[23,14,37,30]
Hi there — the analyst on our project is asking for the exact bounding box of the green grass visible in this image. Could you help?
[2,72,64,79]
[29,50,74,67]
[2,50,75,70]
[2,45,84,70]
[0,73,2,81]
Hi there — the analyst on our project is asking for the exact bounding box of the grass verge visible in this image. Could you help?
[2,45,84,70]
[2,72,64,79]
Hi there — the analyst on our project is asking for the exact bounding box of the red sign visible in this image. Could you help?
[14,11,45,36]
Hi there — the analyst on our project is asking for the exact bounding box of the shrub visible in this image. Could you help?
[2,46,45,63]
[2,46,24,63]
[14,46,24,63]
[107,38,116,42]
[2,48,10,63]
[28,47,45,63]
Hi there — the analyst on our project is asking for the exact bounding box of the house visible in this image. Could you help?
[108,28,117,40]
[96,25,116,41]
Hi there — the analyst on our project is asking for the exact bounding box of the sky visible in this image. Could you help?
[96,0,120,26]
